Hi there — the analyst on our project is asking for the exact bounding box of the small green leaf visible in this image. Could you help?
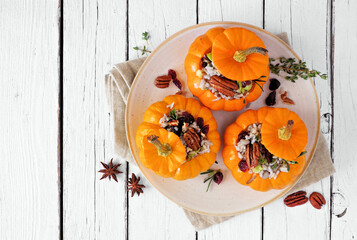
[298,151,307,157]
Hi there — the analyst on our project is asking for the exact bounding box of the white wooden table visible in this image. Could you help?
[1,0,356,239]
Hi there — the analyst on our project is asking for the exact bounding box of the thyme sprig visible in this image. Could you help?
[269,57,327,82]
[200,169,223,192]
[133,32,152,55]
[252,75,267,92]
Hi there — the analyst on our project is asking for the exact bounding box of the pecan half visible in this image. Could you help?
[210,75,239,90]
[154,75,172,88]
[184,128,201,151]
[284,191,308,207]
[251,143,260,168]
[245,144,252,168]
[309,192,326,209]
[281,91,295,105]
[208,75,238,97]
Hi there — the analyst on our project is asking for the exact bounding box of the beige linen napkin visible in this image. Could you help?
[105,33,335,230]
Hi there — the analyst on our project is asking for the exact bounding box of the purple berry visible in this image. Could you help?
[201,125,209,135]
[196,117,204,128]
[168,69,176,79]
[213,171,223,185]
[238,130,249,141]
[269,78,280,90]
[173,78,182,90]
[241,81,252,88]
[238,160,248,172]
[265,91,276,106]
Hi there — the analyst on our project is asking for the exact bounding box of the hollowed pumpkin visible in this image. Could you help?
[222,107,306,191]
[136,95,221,180]
[261,107,308,160]
[184,27,269,112]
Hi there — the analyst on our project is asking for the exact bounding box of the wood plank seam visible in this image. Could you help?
[59,0,64,239]
[328,0,335,239]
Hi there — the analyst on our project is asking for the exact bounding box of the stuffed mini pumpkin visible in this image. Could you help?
[136,95,221,180]
[184,27,270,112]
[223,107,307,191]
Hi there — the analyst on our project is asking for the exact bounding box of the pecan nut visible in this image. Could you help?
[251,142,260,168]
[184,128,201,151]
[210,75,239,90]
[284,191,308,207]
[309,192,326,209]
[208,75,238,97]
[245,143,260,169]
[245,144,252,168]
[154,75,172,88]
[281,91,295,105]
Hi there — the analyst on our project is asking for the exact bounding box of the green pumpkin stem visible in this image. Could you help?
[233,47,268,63]
[278,120,294,140]
[147,135,172,156]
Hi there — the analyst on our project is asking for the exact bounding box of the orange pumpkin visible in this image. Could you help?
[184,27,269,112]
[212,27,269,81]
[261,107,308,160]
[223,107,306,191]
[136,95,221,180]
[136,123,186,177]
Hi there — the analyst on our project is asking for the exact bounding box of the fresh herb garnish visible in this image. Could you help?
[133,31,152,55]
[187,147,202,161]
[168,108,177,120]
[200,169,223,192]
[269,57,327,82]
[252,75,266,92]
[298,150,307,157]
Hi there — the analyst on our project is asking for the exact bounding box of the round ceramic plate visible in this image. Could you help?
[126,22,320,216]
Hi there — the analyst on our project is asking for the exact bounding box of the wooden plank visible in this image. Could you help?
[63,0,127,239]
[198,0,263,26]
[0,0,60,239]
[264,1,332,239]
[198,0,263,239]
[127,0,197,239]
[331,0,357,239]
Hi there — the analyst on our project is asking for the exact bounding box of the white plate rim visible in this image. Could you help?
[125,21,320,216]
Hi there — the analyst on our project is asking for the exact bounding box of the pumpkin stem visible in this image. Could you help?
[147,135,172,157]
[278,120,294,140]
[233,47,268,63]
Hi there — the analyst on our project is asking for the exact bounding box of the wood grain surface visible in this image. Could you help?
[1,0,356,239]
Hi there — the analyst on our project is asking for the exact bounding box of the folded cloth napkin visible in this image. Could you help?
[105,32,335,230]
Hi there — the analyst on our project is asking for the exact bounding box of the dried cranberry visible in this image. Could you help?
[265,152,273,163]
[265,91,276,106]
[202,62,207,68]
[259,143,268,154]
[196,117,204,128]
[238,130,249,141]
[168,69,176,79]
[241,81,252,88]
[213,171,223,185]
[173,78,182,90]
[238,160,248,172]
[201,125,209,135]
[269,78,280,90]
[181,112,194,124]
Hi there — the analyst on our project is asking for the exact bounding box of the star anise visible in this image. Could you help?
[127,173,145,197]
[98,158,122,182]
